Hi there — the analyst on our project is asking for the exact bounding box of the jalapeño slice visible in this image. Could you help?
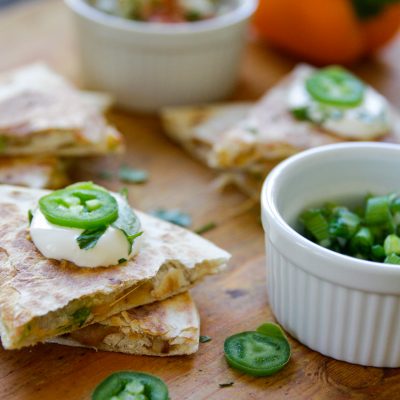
[92,371,169,400]
[224,323,291,377]
[306,66,365,107]
[39,182,118,229]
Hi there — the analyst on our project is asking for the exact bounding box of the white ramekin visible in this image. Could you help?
[65,0,257,112]
[261,142,400,367]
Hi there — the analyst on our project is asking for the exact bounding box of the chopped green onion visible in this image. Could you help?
[300,209,330,245]
[299,192,400,265]
[384,253,400,265]
[384,234,400,256]
[391,197,400,214]
[329,208,360,239]
[371,244,386,262]
[349,227,373,255]
[365,196,391,225]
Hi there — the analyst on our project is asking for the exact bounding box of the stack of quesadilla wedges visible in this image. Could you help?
[0,185,230,356]
[0,63,124,189]
[162,64,400,199]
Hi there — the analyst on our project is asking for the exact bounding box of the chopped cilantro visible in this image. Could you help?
[195,222,217,235]
[119,187,129,200]
[199,335,212,343]
[28,209,33,225]
[112,196,143,254]
[150,209,192,227]
[76,226,107,250]
[72,307,91,327]
[118,166,149,184]
[98,170,113,180]
[219,382,234,388]
[245,127,259,135]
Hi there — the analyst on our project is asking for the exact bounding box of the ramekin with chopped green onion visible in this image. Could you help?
[262,142,400,368]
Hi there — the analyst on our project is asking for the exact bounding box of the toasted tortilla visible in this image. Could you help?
[162,103,252,168]
[50,292,200,356]
[0,185,230,350]
[0,156,68,189]
[162,65,400,197]
[0,63,123,156]
[210,64,400,169]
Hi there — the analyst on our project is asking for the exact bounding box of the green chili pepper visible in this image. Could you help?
[39,182,118,229]
[224,322,291,377]
[306,66,365,107]
[92,371,169,400]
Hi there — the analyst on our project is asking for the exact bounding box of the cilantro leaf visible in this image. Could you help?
[199,335,212,343]
[195,222,217,235]
[118,166,149,184]
[150,209,192,227]
[112,197,143,254]
[98,170,113,180]
[76,226,107,250]
[72,307,91,327]
[119,187,129,200]
[118,258,127,264]
[219,382,234,388]
[28,209,33,225]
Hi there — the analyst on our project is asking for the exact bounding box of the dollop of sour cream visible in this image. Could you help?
[288,73,392,139]
[30,195,142,268]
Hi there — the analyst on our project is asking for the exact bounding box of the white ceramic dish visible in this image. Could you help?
[261,142,400,367]
[65,0,257,112]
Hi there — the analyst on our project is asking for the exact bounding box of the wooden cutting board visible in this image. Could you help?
[1,1,400,399]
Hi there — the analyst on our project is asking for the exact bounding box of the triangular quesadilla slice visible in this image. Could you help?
[0,63,123,156]
[0,156,68,189]
[211,64,400,169]
[50,292,200,356]
[162,65,400,199]
[0,185,230,350]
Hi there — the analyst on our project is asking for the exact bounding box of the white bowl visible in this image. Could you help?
[65,0,257,112]
[261,142,400,367]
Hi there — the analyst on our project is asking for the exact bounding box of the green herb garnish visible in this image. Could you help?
[28,209,33,225]
[77,226,107,250]
[113,196,143,253]
[219,382,234,388]
[199,335,212,343]
[150,209,192,228]
[118,166,149,184]
[195,222,217,235]
[291,107,311,121]
[119,187,129,200]
[98,170,113,180]
[299,192,400,264]
[118,258,127,264]
[72,307,91,327]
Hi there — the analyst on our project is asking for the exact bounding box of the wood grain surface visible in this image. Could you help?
[1,1,400,399]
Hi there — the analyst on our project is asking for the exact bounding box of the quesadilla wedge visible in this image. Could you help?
[210,64,400,169]
[0,185,230,350]
[50,292,200,356]
[162,65,400,198]
[0,63,123,156]
[0,156,68,189]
